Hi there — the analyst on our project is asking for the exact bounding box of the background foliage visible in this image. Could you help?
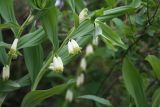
[0,0,160,107]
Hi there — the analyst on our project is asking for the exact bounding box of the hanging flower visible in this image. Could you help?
[85,44,94,56]
[80,58,87,71]
[65,89,73,102]
[92,36,99,46]
[11,38,18,51]
[76,73,85,87]
[8,38,19,58]
[2,65,10,80]
[49,56,64,73]
[79,8,90,23]
[68,39,81,55]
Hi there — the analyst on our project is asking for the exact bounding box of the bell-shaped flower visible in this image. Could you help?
[92,37,99,46]
[80,58,87,71]
[65,89,73,102]
[11,38,18,51]
[79,8,90,23]
[68,39,81,55]
[76,73,85,87]
[49,56,64,73]
[2,65,10,80]
[85,44,94,56]
[9,38,19,58]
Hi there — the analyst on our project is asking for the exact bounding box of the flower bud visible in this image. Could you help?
[85,44,94,56]
[49,56,64,73]
[79,8,90,23]
[80,58,87,71]
[55,0,63,7]
[76,73,85,87]
[65,89,73,102]
[8,38,19,58]
[92,37,99,46]
[2,65,10,80]
[11,38,18,51]
[68,39,81,55]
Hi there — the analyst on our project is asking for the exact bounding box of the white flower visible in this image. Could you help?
[85,44,94,56]
[49,56,64,73]
[80,58,87,71]
[68,39,81,55]
[11,38,18,51]
[92,37,99,46]
[65,89,73,102]
[76,73,85,87]
[79,8,90,23]
[55,0,61,7]
[2,65,10,80]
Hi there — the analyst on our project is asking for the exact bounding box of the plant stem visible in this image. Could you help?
[31,27,76,91]
[17,13,34,38]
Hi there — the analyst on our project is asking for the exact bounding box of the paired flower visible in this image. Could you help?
[49,56,64,73]
[2,65,10,80]
[80,58,87,71]
[68,39,81,55]
[76,73,85,87]
[65,89,73,102]
[85,44,94,56]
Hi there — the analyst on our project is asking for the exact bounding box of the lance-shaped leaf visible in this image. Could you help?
[0,0,19,35]
[145,55,160,79]
[0,80,20,92]
[21,80,74,107]
[97,0,141,20]
[95,20,127,49]
[0,93,6,106]
[122,57,148,107]
[0,75,30,93]
[40,6,59,50]
[24,45,43,83]
[18,28,45,49]
[78,95,112,106]
[0,20,8,65]
[152,87,160,107]
[67,0,76,13]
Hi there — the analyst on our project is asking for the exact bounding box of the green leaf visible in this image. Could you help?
[21,80,74,107]
[67,0,76,13]
[78,95,112,106]
[122,57,148,107]
[0,93,6,106]
[0,42,11,49]
[130,0,141,8]
[0,75,30,93]
[72,20,94,38]
[152,87,160,107]
[17,74,31,87]
[95,20,127,49]
[0,22,19,30]
[40,6,59,50]
[97,6,135,20]
[0,0,19,35]
[24,45,43,83]
[0,20,8,65]
[0,80,20,92]
[145,55,160,79]
[18,28,45,49]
